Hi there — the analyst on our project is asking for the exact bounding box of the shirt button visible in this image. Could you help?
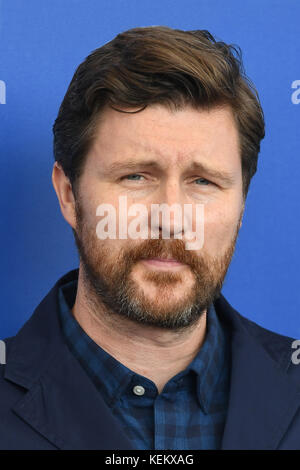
[133,385,145,396]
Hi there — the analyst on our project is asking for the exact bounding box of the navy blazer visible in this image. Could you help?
[1,268,300,450]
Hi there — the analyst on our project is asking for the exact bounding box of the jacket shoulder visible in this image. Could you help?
[234,309,295,369]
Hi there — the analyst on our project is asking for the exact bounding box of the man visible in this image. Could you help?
[1,26,300,450]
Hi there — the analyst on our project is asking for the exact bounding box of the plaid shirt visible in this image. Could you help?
[58,279,231,450]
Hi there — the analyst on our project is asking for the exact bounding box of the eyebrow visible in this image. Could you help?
[101,159,236,186]
[185,161,236,185]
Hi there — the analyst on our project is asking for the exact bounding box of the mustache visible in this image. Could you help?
[121,238,205,273]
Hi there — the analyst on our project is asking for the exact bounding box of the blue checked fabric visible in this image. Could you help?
[58,279,231,450]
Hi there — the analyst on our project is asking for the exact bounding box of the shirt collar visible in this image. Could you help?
[188,300,230,413]
[58,278,229,413]
[58,280,135,409]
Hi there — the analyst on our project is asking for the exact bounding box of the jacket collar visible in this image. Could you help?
[4,268,300,449]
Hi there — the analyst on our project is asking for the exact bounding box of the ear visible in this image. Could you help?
[52,162,76,229]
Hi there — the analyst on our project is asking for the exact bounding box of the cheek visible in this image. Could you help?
[81,190,120,234]
[202,205,241,256]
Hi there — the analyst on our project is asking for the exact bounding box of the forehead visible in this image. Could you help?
[87,103,241,174]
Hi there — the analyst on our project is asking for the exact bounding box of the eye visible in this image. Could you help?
[121,174,145,181]
[194,177,213,186]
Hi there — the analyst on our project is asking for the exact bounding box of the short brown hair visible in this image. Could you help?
[53,25,265,200]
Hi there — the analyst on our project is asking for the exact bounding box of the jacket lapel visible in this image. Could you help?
[10,342,135,449]
[216,295,300,450]
[4,269,134,450]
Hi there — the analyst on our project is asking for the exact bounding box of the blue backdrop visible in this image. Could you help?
[1,0,299,339]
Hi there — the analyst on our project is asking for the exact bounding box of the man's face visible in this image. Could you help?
[72,104,244,330]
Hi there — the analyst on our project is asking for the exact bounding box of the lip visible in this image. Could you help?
[141,258,186,269]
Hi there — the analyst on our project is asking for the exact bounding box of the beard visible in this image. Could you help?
[72,199,242,332]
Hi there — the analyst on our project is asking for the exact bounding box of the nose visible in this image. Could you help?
[149,178,185,239]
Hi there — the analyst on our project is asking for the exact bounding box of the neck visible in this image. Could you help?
[71,267,207,394]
